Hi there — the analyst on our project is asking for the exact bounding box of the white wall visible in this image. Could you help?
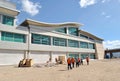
[30,44,95,53]
[30,51,50,64]
[52,52,67,63]
[0,50,24,65]
[0,41,27,50]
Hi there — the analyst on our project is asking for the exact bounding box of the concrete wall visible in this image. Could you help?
[30,44,95,53]
[52,52,67,63]
[0,0,16,9]
[95,43,104,59]
[30,51,50,63]
[0,41,27,50]
[0,50,24,65]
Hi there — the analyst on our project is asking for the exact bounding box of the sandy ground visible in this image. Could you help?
[0,59,120,81]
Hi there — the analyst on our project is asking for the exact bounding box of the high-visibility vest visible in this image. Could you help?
[71,58,75,63]
[86,57,89,62]
[67,58,71,64]
[78,58,80,62]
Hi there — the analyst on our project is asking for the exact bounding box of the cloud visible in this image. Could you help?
[101,0,111,3]
[101,12,106,15]
[105,15,111,18]
[79,0,97,8]
[21,0,41,16]
[101,12,111,18]
[101,0,106,3]
[103,40,120,49]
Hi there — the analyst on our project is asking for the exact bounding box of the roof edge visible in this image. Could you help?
[79,30,104,41]
[20,18,83,27]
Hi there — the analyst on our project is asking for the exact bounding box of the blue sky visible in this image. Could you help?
[7,0,120,49]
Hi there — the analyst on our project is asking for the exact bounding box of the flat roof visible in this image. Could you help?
[20,19,83,27]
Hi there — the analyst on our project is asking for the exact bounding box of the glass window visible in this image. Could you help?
[14,34,25,43]
[81,54,89,59]
[68,39,79,48]
[80,41,88,48]
[53,37,67,46]
[1,31,25,43]
[80,34,88,39]
[55,28,66,34]
[89,37,94,41]
[69,54,79,58]
[4,32,13,41]
[90,54,95,59]
[32,33,50,45]
[68,27,78,36]
[2,15,14,26]
[89,43,95,49]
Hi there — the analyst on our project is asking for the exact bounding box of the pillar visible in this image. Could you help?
[49,51,52,62]
[0,31,1,41]
[51,36,53,46]
[23,51,26,59]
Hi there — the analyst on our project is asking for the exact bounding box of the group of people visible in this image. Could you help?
[67,56,89,70]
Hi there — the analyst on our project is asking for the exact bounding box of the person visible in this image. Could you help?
[78,57,81,66]
[71,57,75,68]
[80,58,83,65]
[67,57,72,70]
[86,56,89,65]
[75,57,78,68]
[75,57,80,67]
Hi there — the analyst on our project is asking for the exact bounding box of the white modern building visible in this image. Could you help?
[0,0,104,65]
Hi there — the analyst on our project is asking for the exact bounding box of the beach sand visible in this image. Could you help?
[0,59,120,81]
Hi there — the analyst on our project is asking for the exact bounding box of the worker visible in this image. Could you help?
[86,56,89,65]
[71,57,75,68]
[67,57,72,70]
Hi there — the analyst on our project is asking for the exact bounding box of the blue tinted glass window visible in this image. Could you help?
[80,41,88,48]
[69,54,79,58]
[90,54,95,59]
[89,43,95,49]
[55,28,66,34]
[81,54,89,59]
[1,31,25,43]
[53,37,67,46]
[68,40,79,48]
[2,15,14,26]
[80,34,88,39]
[68,27,78,36]
[32,33,50,45]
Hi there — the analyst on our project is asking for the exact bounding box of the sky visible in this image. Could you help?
[6,0,120,49]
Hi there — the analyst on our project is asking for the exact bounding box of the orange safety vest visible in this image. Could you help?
[78,58,80,62]
[67,58,71,64]
[86,57,89,62]
[71,58,75,63]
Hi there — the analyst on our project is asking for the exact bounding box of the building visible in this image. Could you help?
[105,48,120,58]
[0,0,104,65]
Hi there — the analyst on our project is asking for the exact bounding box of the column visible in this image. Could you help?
[66,52,69,58]
[79,41,80,48]
[79,53,81,58]
[51,36,53,46]
[88,53,91,59]
[0,31,1,41]
[66,27,69,35]
[0,14,2,23]
[49,51,52,62]
[23,51,27,59]
[14,16,17,26]
[27,27,31,59]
